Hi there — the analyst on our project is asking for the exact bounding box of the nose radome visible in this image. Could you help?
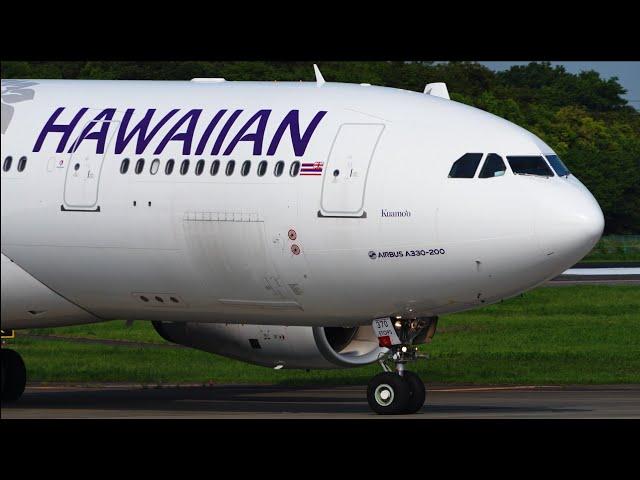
[537,183,604,267]
[570,192,605,247]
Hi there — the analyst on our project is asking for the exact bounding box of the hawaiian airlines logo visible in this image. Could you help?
[1,80,39,135]
[32,107,328,158]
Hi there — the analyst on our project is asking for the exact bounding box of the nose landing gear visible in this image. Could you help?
[367,346,427,414]
[367,317,436,415]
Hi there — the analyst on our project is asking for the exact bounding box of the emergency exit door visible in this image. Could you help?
[320,123,384,217]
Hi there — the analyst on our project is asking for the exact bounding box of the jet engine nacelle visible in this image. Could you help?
[152,321,387,369]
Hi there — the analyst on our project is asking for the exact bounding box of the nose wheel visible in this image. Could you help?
[368,372,410,414]
[402,370,427,413]
[367,370,426,414]
[367,316,435,414]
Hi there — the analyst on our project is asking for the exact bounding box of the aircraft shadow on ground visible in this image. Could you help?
[1,386,589,415]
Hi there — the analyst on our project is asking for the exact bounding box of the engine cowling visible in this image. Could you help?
[152,321,387,369]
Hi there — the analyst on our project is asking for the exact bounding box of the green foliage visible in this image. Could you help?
[2,60,638,233]
[584,235,640,262]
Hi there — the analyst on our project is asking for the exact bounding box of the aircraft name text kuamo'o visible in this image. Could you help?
[0,66,604,414]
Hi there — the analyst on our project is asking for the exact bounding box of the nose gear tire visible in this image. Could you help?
[367,372,411,415]
[402,370,426,414]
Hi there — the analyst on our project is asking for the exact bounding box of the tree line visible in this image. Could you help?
[2,61,638,233]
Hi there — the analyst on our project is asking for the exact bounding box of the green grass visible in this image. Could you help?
[582,235,640,262]
[6,285,640,385]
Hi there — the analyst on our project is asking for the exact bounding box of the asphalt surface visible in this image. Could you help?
[547,276,639,286]
[548,263,639,286]
[2,384,639,419]
[573,262,640,268]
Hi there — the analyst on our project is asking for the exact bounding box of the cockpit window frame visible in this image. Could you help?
[478,153,507,179]
[448,152,484,179]
[545,154,571,177]
[506,155,555,178]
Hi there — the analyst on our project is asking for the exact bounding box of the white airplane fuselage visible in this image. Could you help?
[1,79,604,332]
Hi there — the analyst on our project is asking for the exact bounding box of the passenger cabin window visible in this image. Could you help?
[290,161,300,177]
[120,158,130,174]
[507,156,554,177]
[479,154,506,178]
[274,161,284,177]
[17,156,27,172]
[546,154,570,177]
[150,159,160,175]
[3,156,13,172]
[135,158,145,174]
[180,159,190,175]
[448,153,483,178]
[195,159,205,176]
[165,159,175,175]
[210,160,220,176]
[241,160,251,176]
[257,160,267,177]
[226,160,235,176]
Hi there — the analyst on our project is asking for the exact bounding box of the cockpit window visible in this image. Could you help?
[479,153,506,178]
[507,156,554,177]
[448,153,483,178]
[545,154,570,177]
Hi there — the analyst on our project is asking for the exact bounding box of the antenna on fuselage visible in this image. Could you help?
[424,82,450,99]
[313,64,326,87]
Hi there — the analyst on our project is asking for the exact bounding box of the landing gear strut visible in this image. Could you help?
[1,348,26,402]
[366,317,436,415]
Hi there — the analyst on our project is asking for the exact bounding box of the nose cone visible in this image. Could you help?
[536,178,604,268]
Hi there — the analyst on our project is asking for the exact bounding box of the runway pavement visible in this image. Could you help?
[548,262,640,286]
[2,383,639,419]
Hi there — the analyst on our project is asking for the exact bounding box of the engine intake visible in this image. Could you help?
[152,321,387,369]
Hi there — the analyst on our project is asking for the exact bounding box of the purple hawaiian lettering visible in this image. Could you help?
[68,108,116,154]
[115,109,179,155]
[266,110,327,157]
[34,107,328,157]
[211,110,243,155]
[154,109,202,155]
[194,110,227,155]
[33,107,89,153]
[223,109,271,156]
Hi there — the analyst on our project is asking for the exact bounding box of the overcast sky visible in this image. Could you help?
[479,62,640,110]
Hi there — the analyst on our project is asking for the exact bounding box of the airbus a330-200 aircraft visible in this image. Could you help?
[0,66,604,414]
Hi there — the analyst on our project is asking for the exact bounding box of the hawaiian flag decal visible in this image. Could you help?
[300,161,324,176]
